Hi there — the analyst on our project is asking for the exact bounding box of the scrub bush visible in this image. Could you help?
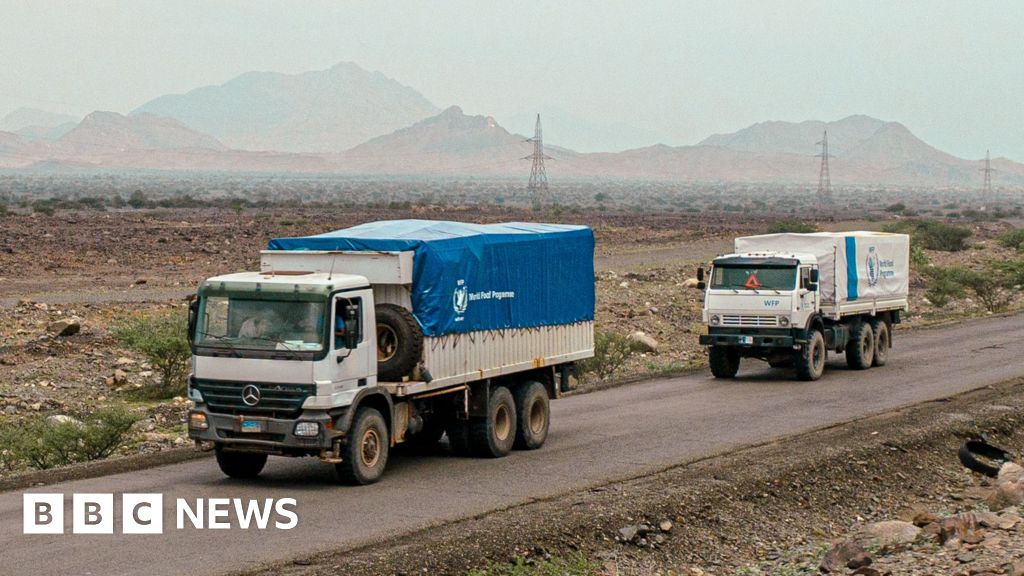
[997,228,1024,252]
[0,406,140,471]
[765,219,817,234]
[577,331,645,382]
[883,220,971,252]
[112,311,191,399]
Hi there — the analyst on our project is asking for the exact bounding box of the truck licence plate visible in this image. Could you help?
[738,336,753,345]
[240,420,263,433]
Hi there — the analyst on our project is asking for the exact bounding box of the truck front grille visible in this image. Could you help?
[721,314,779,327]
[193,379,314,418]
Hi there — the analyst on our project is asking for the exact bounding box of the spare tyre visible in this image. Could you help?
[375,303,423,381]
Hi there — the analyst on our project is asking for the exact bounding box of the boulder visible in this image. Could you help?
[628,332,659,353]
[45,414,81,427]
[46,317,81,337]
[854,520,920,550]
[820,539,872,573]
[683,278,701,288]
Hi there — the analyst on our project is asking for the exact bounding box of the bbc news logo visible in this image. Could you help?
[24,493,298,534]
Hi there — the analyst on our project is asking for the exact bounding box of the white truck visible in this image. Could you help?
[186,220,595,484]
[698,231,909,380]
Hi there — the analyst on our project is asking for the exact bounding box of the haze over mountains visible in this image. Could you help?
[133,62,439,153]
[1,61,1021,187]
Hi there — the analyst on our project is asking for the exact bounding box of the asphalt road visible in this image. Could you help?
[2,314,1023,576]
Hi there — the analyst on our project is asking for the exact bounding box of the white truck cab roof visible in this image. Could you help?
[200,271,370,295]
[714,252,818,266]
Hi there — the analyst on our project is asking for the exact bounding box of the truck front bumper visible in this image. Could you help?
[187,405,338,453]
[699,328,808,348]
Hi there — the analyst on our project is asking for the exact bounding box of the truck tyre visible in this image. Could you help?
[375,304,423,381]
[468,386,517,458]
[215,448,267,479]
[846,321,875,370]
[335,407,389,485]
[513,381,550,450]
[709,346,740,379]
[869,318,889,367]
[795,330,826,381]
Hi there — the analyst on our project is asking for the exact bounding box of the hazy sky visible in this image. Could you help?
[2,0,1022,158]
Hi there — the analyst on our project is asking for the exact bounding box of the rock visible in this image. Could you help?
[961,529,985,544]
[851,568,882,576]
[855,520,921,550]
[820,539,872,573]
[132,418,157,432]
[4,405,17,415]
[617,526,638,542]
[659,520,673,533]
[997,513,1021,530]
[956,551,976,563]
[986,482,1024,509]
[46,317,81,337]
[1005,561,1024,576]
[45,414,80,426]
[628,332,659,353]
[912,510,940,527]
[998,462,1024,485]
[114,369,128,384]
[683,278,700,288]
[115,357,136,367]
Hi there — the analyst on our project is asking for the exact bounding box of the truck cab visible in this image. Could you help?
[186,271,389,482]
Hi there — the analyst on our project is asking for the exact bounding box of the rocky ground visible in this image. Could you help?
[0,206,1022,477]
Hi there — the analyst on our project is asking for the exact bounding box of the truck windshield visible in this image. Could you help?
[195,296,326,352]
[711,266,796,290]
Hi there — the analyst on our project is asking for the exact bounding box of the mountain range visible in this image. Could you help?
[2,62,1021,187]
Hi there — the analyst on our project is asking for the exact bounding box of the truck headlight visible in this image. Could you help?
[710,314,721,326]
[188,411,208,430]
[779,316,790,327]
[294,422,320,437]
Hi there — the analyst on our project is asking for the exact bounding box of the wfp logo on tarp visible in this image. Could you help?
[865,246,896,287]
[453,280,469,315]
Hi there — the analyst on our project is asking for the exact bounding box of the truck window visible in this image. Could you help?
[800,267,811,289]
[334,297,363,349]
[195,296,326,352]
[711,266,796,290]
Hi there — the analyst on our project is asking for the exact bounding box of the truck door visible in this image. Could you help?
[799,266,818,313]
[331,292,374,386]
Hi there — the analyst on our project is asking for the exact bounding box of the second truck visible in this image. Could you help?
[186,220,595,484]
[698,231,910,381]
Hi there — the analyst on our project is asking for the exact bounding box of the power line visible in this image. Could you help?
[981,149,994,194]
[815,130,833,208]
[523,114,553,205]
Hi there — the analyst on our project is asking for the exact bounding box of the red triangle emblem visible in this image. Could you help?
[744,273,762,289]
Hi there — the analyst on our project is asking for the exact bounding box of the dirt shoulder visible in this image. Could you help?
[237,377,1024,576]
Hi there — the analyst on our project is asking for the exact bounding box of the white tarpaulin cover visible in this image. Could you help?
[734,232,909,306]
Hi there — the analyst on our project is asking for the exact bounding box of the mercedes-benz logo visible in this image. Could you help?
[241,384,261,406]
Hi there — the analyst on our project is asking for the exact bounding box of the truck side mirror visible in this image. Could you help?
[810,269,819,283]
[696,267,704,281]
[807,282,818,291]
[343,304,360,349]
[186,294,198,345]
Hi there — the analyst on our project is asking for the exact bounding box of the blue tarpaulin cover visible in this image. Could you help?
[268,220,595,337]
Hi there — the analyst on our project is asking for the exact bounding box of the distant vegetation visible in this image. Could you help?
[577,331,645,382]
[882,219,972,252]
[765,219,818,234]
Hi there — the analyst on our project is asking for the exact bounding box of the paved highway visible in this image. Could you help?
[2,314,1022,576]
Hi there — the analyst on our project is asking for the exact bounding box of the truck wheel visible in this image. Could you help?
[335,407,389,485]
[869,318,889,367]
[468,386,517,458]
[795,330,826,381]
[375,304,423,382]
[215,448,267,479]
[846,321,875,370]
[709,346,740,378]
[513,381,550,450]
